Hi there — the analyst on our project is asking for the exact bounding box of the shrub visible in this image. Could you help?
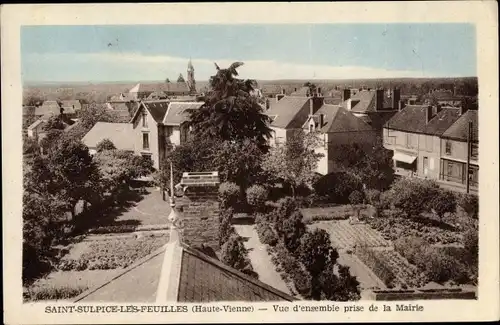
[219,182,240,209]
[429,189,457,218]
[379,191,392,210]
[24,285,88,302]
[279,211,307,253]
[457,193,479,219]
[313,172,363,204]
[96,138,116,152]
[220,234,252,271]
[393,236,428,265]
[254,212,270,226]
[387,178,440,217]
[319,265,361,301]
[219,208,235,246]
[290,268,312,298]
[273,196,299,230]
[463,228,478,261]
[246,185,269,211]
[297,229,339,277]
[365,189,381,205]
[256,222,278,246]
[349,190,365,205]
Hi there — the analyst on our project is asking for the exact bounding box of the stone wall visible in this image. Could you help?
[177,172,221,252]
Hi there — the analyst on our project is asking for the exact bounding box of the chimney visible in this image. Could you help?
[309,98,314,116]
[398,100,406,111]
[317,87,322,96]
[391,88,400,110]
[342,89,351,101]
[294,87,297,92]
[426,105,433,123]
[176,172,221,252]
[319,113,324,128]
[281,88,286,95]
[375,89,384,111]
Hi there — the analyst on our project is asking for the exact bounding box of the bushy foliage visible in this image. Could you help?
[279,211,307,253]
[219,208,235,246]
[387,178,440,217]
[255,221,278,246]
[219,182,241,210]
[297,229,339,278]
[262,131,323,197]
[348,190,365,205]
[273,196,299,232]
[318,265,361,301]
[313,172,363,204]
[246,185,269,211]
[429,189,457,218]
[457,193,479,219]
[220,234,253,272]
[96,138,116,152]
[189,62,272,148]
[332,137,395,191]
[365,189,381,205]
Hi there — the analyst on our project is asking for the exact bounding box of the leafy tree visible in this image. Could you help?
[318,265,361,301]
[208,139,264,189]
[189,62,272,148]
[303,82,317,96]
[262,131,323,197]
[297,228,340,300]
[218,182,241,210]
[332,137,394,191]
[349,190,365,205]
[46,138,101,217]
[458,193,479,219]
[165,78,171,83]
[96,138,116,152]
[177,74,185,83]
[313,172,363,204]
[429,189,456,218]
[246,185,269,212]
[387,178,440,217]
[78,102,115,130]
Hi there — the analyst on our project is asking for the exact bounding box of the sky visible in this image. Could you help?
[21,24,477,83]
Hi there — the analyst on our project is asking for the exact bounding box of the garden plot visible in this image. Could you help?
[59,232,168,271]
[308,220,390,250]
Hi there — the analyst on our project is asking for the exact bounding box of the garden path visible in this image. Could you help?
[233,224,292,295]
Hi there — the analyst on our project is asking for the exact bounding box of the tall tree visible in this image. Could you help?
[177,74,185,83]
[189,62,272,148]
[261,130,323,196]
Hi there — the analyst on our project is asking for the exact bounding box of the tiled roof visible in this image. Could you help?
[35,101,61,116]
[290,86,311,97]
[131,82,191,94]
[75,239,296,303]
[261,84,283,95]
[265,96,310,129]
[147,91,168,100]
[343,90,375,113]
[162,102,204,125]
[315,105,374,133]
[82,122,134,150]
[61,100,82,110]
[385,105,462,136]
[142,100,170,123]
[442,110,478,142]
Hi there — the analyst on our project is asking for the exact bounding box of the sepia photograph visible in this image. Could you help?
[3,2,499,324]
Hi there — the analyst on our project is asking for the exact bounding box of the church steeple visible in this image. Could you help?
[187,59,196,94]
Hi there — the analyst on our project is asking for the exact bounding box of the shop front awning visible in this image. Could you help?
[393,152,417,164]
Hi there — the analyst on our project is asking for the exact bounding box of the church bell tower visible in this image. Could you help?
[187,59,196,94]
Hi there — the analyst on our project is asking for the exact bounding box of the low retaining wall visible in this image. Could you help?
[369,288,476,300]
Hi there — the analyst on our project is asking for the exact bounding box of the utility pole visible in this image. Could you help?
[466,121,472,194]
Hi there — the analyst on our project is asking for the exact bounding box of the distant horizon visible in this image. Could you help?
[22,24,476,83]
[23,76,478,88]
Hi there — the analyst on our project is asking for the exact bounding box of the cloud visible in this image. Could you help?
[24,51,439,82]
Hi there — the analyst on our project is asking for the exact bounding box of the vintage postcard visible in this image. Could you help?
[2,2,499,324]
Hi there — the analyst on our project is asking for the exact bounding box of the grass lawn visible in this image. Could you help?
[24,269,121,302]
[112,187,171,226]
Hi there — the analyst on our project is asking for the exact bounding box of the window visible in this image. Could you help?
[445,140,452,155]
[425,136,433,152]
[471,143,478,160]
[142,133,149,150]
[142,112,148,128]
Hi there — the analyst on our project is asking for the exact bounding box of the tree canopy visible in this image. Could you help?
[188,62,272,148]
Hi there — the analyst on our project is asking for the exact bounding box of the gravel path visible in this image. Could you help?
[233,224,292,295]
